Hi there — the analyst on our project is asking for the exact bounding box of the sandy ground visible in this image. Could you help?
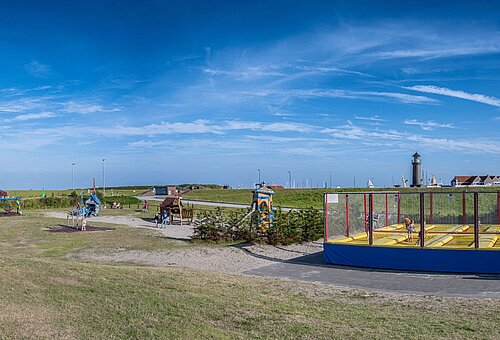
[43,211,323,274]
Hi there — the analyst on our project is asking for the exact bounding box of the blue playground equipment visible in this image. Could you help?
[83,193,101,217]
[0,197,22,215]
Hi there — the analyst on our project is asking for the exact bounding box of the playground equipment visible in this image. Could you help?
[251,182,275,233]
[84,193,101,217]
[231,182,276,233]
[160,196,194,225]
[66,189,101,230]
[0,197,22,215]
[324,190,500,273]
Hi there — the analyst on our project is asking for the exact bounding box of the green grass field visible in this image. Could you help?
[0,211,499,338]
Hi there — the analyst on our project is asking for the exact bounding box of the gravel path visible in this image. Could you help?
[78,242,324,274]
[43,210,323,274]
[43,211,193,240]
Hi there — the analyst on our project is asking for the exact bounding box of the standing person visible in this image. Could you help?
[161,210,169,228]
[404,217,414,242]
[154,212,160,228]
[81,216,87,231]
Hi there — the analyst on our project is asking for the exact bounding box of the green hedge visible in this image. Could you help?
[102,195,142,205]
[20,197,75,210]
[192,207,323,245]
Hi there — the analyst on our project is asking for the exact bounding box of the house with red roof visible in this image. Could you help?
[452,175,500,187]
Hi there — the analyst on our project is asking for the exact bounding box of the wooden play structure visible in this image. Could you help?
[160,196,194,225]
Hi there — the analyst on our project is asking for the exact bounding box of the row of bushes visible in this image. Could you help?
[192,207,323,245]
[0,192,142,211]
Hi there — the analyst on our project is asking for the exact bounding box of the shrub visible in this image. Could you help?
[21,197,74,210]
[193,207,323,245]
[102,195,141,205]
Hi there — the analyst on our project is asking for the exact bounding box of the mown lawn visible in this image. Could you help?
[183,188,326,209]
[0,212,499,339]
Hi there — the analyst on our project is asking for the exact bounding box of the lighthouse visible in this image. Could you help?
[411,152,422,187]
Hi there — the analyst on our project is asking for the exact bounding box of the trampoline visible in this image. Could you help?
[324,191,500,273]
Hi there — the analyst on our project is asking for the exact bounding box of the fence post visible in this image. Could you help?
[363,193,367,232]
[474,192,479,249]
[345,194,349,237]
[397,192,401,224]
[385,193,388,227]
[462,192,466,225]
[368,193,373,245]
[497,192,500,225]
[429,192,433,225]
[324,193,329,243]
[420,192,425,248]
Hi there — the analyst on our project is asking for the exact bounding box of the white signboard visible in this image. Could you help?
[327,193,339,203]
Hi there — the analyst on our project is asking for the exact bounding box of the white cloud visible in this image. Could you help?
[4,111,55,122]
[404,119,455,131]
[224,120,313,132]
[404,85,500,107]
[321,121,500,154]
[247,89,438,105]
[24,60,51,78]
[354,115,386,122]
[63,101,121,114]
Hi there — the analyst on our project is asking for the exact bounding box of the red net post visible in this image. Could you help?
[363,193,367,232]
[397,192,401,224]
[474,192,479,249]
[462,192,467,225]
[497,192,500,225]
[429,192,433,225]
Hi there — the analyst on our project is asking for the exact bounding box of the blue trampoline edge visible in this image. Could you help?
[323,243,500,274]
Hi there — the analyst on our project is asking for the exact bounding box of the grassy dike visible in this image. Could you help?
[0,212,498,338]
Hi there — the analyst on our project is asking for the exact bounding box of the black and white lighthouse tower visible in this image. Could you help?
[411,152,422,187]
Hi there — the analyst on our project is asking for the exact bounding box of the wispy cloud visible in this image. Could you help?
[24,60,51,78]
[404,85,500,107]
[404,119,455,131]
[62,101,121,114]
[321,121,500,154]
[354,115,386,122]
[4,111,55,122]
[239,88,438,105]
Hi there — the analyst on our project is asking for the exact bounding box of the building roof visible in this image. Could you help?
[0,190,7,197]
[412,151,420,157]
[453,175,500,185]
[160,197,183,208]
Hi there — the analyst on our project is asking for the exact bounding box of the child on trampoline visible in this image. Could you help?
[404,217,414,242]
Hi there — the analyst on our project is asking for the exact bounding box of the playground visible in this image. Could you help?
[0,186,498,338]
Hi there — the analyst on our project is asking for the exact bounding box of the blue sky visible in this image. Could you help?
[0,1,499,189]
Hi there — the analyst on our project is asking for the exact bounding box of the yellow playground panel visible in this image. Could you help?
[328,224,500,249]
